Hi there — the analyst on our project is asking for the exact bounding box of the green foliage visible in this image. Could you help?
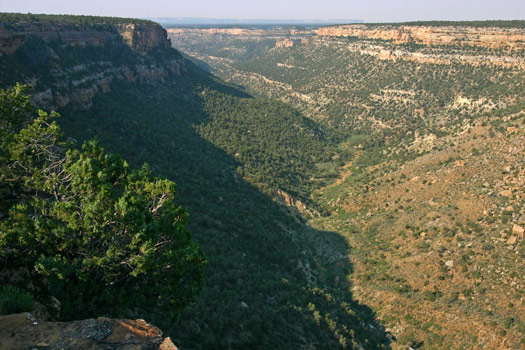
[0,83,61,212]
[423,288,443,302]
[177,28,524,173]
[198,89,337,199]
[0,12,154,27]
[170,23,525,350]
[0,86,205,321]
[0,285,34,315]
[360,20,525,29]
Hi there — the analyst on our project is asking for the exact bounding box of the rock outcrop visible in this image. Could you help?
[0,313,178,350]
[0,21,171,55]
[275,38,295,48]
[0,18,184,110]
[275,189,319,218]
[117,23,171,51]
[318,24,525,50]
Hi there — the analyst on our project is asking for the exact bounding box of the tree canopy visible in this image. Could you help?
[0,85,205,321]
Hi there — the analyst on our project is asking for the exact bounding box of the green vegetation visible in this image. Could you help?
[3,12,525,349]
[364,20,525,28]
[0,285,34,315]
[58,67,388,349]
[232,43,523,141]
[0,19,390,348]
[0,12,153,26]
[198,89,339,199]
[171,26,525,349]
[0,85,205,322]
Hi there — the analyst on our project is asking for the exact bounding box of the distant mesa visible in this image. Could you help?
[317,24,525,49]
[147,17,363,27]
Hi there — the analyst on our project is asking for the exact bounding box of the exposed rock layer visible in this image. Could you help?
[0,21,171,55]
[0,19,184,110]
[275,38,295,48]
[318,25,525,50]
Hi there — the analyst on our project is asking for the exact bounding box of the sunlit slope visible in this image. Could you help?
[170,23,525,349]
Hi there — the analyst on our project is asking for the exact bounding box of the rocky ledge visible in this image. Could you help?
[318,24,525,49]
[0,313,177,350]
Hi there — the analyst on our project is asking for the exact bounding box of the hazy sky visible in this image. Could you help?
[1,0,524,22]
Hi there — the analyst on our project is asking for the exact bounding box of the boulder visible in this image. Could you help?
[512,224,524,238]
[499,190,513,198]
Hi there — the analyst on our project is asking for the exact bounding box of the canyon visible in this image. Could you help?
[170,21,525,349]
[1,15,524,350]
[171,25,525,69]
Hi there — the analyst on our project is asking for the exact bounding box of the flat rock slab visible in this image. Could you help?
[0,313,177,350]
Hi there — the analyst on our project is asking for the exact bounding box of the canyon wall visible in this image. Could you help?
[0,21,171,55]
[318,25,525,49]
[167,27,314,37]
[118,23,171,51]
[0,19,184,110]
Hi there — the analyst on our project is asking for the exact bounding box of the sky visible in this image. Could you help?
[1,0,524,22]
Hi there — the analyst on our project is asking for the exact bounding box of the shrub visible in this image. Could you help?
[0,285,34,315]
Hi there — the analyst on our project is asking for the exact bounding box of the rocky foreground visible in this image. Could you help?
[0,313,177,350]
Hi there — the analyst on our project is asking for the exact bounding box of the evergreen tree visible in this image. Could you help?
[0,85,206,321]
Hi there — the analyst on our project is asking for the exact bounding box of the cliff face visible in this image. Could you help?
[318,25,525,50]
[168,28,255,36]
[0,21,171,55]
[117,23,171,51]
[275,189,319,218]
[0,19,184,110]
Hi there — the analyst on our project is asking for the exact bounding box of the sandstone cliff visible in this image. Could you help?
[0,18,185,110]
[167,27,315,46]
[167,27,314,37]
[117,23,171,51]
[0,21,172,55]
[0,313,178,350]
[318,24,525,50]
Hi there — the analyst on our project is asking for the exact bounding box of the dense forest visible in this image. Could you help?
[57,64,389,349]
